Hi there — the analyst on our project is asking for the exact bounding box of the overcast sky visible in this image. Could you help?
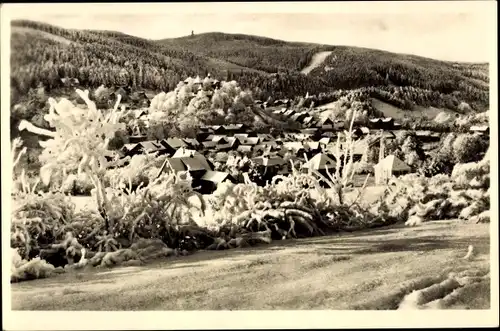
[4,2,496,62]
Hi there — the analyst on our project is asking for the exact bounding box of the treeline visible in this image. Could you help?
[159,32,323,73]
[10,20,490,116]
[308,47,489,111]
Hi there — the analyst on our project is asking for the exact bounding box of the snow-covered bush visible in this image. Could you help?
[381,149,491,226]
[11,190,76,259]
[18,89,129,231]
[149,77,259,136]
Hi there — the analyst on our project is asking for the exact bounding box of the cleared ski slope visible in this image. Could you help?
[301,51,333,75]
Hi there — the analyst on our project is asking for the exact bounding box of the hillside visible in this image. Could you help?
[9,19,490,133]
[159,33,489,112]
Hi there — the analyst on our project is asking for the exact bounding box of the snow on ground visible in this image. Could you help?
[11,221,490,310]
[301,51,333,75]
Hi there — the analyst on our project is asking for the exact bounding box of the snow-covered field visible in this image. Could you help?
[11,220,490,310]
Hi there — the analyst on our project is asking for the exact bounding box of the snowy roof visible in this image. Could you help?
[234,133,249,139]
[303,153,337,170]
[470,125,489,131]
[182,138,200,147]
[140,141,165,153]
[201,171,232,183]
[251,156,286,167]
[163,158,186,173]
[239,137,260,145]
[319,137,332,145]
[165,138,188,149]
[173,148,211,169]
[202,141,217,148]
[283,142,305,152]
[134,109,147,119]
[180,157,209,171]
[375,155,411,172]
[237,145,253,152]
[305,141,320,150]
[360,127,371,134]
[223,124,244,131]
[123,143,140,151]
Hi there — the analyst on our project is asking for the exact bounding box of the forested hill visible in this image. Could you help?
[10,19,489,114]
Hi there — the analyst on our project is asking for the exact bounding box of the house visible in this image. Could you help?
[302,153,337,174]
[359,127,371,135]
[368,130,396,144]
[214,137,240,151]
[198,171,237,194]
[415,131,441,143]
[283,142,305,153]
[294,133,313,141]
[212,136,229,144]
[300,128,319,135]
[236,145,253,154]
[121,143,143,157]
[128,135,148,144]
[333,120,345,131]
[210,125,226,134]
[234,133,249,140]
[352,126,371,137]
[202,141,217,149]
[336,139,369,163]
[133,109,148,119]
[261,141,281,152]
[161,158,188,174]
[318,137,333,146]
[238,137,260,146]
[317,117,335,130]
[223,124,246,133]
[369,117,395,130]
[164,138,189,150]
[199,125,213,133]
[173,148,212,170]
[251,156,287,176]
[257,133,273,141]
[196,129,212,142]
[182,138,201,149]
[303,116,316,127]
[291,113,308,123]
[158,153,207,181]
[304,141,320,151]
[140,141,168,155]
[374,155,412,185]
[253,144,269,153]
[320,131,337,138]
[470,125,490,135]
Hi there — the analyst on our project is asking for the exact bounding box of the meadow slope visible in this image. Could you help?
[11,221,490,310]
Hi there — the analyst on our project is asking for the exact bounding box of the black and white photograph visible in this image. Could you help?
[2,1,498,329]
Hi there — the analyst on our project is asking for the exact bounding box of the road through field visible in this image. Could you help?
[11,221,490,310]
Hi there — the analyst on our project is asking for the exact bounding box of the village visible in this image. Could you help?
[8,7,494,314]
[114,76,490,195]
